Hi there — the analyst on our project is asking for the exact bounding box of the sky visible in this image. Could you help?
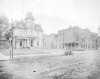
[0,0,100,34]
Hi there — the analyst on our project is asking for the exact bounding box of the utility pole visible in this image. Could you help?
[9,27,14,60]
[63,31,64,49]
[96,38,98,50]
[11,30,14,59]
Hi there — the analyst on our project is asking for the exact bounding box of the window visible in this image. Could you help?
[20,41,22,47]
[37,41,39,46]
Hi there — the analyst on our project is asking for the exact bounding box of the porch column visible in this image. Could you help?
[24,39,27,48]
[27,38,30,47]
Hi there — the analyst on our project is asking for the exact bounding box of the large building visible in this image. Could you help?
[57,27,98,50]
[11,13,44,49]
[40,26,98,50]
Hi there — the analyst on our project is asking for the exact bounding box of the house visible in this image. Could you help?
[11,14,43,49]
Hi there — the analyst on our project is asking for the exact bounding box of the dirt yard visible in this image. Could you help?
[1,50,98,79]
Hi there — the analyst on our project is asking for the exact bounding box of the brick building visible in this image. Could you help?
[57,27,98,50]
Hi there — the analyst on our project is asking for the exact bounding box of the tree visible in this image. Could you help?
[0,15,9,39]
[5,22,16,40]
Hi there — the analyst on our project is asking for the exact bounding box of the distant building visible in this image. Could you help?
[57,28,77,49]
[42,34,58,49]
[57,27,98,50]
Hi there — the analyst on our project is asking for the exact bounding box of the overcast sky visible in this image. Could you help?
[0,0,100,34]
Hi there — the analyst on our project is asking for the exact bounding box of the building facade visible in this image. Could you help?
[57,27,98,50]
[42,34,58,49]
[11,13,43,49]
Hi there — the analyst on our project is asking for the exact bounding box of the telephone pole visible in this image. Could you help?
[9,27,14,60]
[63,31,64,49]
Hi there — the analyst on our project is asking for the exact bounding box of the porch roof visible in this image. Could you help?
[13,28,38,37]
